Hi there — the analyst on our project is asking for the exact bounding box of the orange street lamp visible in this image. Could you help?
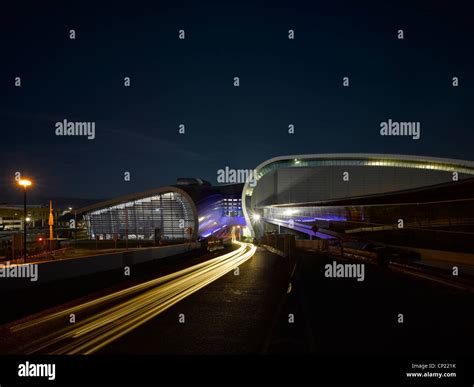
[17,178,33,262]
[18,179,32,188]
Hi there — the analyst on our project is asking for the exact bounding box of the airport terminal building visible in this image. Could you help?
[242,154,474,243]
[79,154,474,251]
[79,179,244,241]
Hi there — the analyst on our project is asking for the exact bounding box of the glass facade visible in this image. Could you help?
[195,195,246,238]
[83,192,195,241]
[223,197,243,217]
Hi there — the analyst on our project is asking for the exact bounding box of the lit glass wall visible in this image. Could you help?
[223,197,242,217]
[83,192,195,240]
[195,194,245,238]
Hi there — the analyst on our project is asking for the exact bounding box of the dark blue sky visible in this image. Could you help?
[1,0,473,202]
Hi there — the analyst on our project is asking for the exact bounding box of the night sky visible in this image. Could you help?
[1,0,473,203]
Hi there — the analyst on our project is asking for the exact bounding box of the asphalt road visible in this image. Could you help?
[0,245,229,325]
[0,243,291,354]
[99,245,290,354]
[1,244,473,356]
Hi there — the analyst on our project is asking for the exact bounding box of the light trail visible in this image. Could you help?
[10,241,257,354]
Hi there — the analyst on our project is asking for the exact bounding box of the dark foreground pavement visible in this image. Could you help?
[2,244,473,357]
[266,251,474,355]
[2,246,474,385]
[99,246,291,354]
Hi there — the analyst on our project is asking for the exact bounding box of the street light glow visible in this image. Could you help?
[17,177,34,262]
[18,179,32,187]
[252,213,261,222]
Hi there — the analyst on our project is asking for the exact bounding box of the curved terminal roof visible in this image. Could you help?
[242,153,474,235]
[77,186,198,215]
[77,186,200,239]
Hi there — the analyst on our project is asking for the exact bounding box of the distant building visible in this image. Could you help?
[0,205,50,231]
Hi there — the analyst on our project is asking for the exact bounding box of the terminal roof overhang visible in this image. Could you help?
[258,153,474,167]
[244,153,474,196]
[76,186,197,215]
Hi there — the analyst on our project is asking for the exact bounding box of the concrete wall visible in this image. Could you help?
[0,243,200,292]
